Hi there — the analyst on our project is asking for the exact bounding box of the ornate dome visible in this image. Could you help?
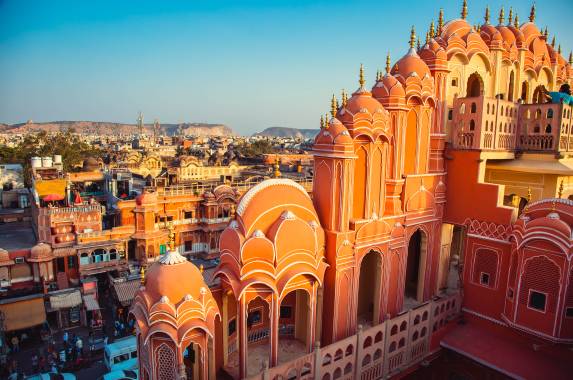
[345,90,386,116]
[372,73,406,106]
[143,250,216,306]
[441,18,473,40]
[29,243,52,262]
[391,48,431,82]
[314,118,353,145]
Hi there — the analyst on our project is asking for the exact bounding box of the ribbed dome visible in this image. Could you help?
[391,48,431,82]
[144,250,215,305]
[372,74,406,105]
[29,243,52,262]
[314,118,352,145]
[345,90,386,115]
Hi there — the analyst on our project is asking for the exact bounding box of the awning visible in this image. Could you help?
[52,247,77,257]
[0,295,46,331]
[83,294,100,311]
[35,179,67,198]
[113,280,141,306]
[49,290,82,310]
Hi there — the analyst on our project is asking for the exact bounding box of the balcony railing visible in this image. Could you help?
[244,292,462,380]
[451,96,573,153]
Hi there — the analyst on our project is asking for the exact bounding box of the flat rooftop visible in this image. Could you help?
[0,222,36,251]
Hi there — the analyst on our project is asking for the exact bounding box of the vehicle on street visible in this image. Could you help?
[103,336,137,372]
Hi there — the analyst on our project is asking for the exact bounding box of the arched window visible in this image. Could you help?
[521,81,529,102]
[547,109,554,119]
[471,102,477,113]
[466,73,483,97]
[534,125,540,133]
[487,103,490,114]
[501,106,504,115]
[546,124,552,134]
[109,249,117,261]
[508,71,515,101]
[469,120,475,131]
[536,109,542,119]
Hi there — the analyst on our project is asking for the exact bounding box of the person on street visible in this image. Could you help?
[76,337,83,356]
[10,336,19,353]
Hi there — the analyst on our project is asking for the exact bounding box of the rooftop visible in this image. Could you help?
[0,222,36,251]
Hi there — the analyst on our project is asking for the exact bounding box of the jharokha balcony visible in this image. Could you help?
[451,96,573,154]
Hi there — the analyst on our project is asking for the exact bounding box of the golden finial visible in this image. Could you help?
[527,187,532,203]
[498,7,505,25]
[167,221,175,251]
[417,38,421,51]
[558,180,564,198]
[461,0,468,20]
[438,8,444,35]
[514,14,519,28]
[569,51,573,65]
[385,52,391,74]
[341,89,348,107]
[200,264,204,274]
[320,114,325,129]
[330,94,337,117]
[508,7,513,25]
[425,31,430,44]
[325,113,329,126]
[484,6,490,24]
[558,44,562,55]
[409,26,416,49]
[551,36,555,48]
[430,20,435,39]
[552,199,556,211]
[140,266,145,285]
[359,63,365,87]
[529,3,536,23]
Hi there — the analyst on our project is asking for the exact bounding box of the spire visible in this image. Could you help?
[514,14,519,28]
[425,31,430,44]
[341,89,348,107]
[385,52,391,74]
[409,26,416,49]
[417,38,421,51]
[543,26,548,38]
[140,266,145,285]
[569,51,572,65]
[551,36,555,48]
[558,179,564,198]
[508,7,513,25]
[484,5,490,24]
[325,113,329,126]
[320,115,324,129]
[438,8,444,35]
[359,63,365,87]
[558,44,562,55]
[498,7,505,25]
[529,3,536,23]
[461,0,468,20]
[330,94,337,118]
[430,20,436,38]
[158,221,188,265]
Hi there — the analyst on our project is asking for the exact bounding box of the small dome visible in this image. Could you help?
[496,25,516,46]
[144,250,215,305]
[441,19,473,40]
[391,48,431,82]
[314,118,353,146]
[30,243,52,261]
[135,191,157,206]
[345,90,386,115]
[373,73,406,102]
[82,157,100,171]
[520,22,541,43]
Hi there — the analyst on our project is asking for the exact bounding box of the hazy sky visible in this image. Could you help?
[1,0,572,135]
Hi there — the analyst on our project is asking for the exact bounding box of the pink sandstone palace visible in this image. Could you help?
[128,2,573,379]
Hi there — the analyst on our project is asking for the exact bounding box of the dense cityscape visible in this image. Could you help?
[1,1,573,380]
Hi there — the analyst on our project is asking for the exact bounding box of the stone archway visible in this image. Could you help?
[466,72,484,97]
[405,229,427,307]
[357,251,382,327]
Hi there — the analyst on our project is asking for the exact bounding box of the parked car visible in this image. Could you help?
[98,369,138,380]
[103,336,137,372]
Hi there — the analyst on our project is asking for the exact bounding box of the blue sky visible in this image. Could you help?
[1,0,572,135]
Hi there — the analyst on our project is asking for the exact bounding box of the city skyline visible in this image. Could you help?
[1,0,573,135]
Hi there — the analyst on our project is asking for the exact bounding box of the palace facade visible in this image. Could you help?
[130,2,573,380]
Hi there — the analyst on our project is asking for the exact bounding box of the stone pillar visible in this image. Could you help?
[269,294,279,367]
[313,342,321,380]
[238,297,248,379]
[308,282,318,352]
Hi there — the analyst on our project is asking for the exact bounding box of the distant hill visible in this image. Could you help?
[254,127,319,139]
[0,121,234,136]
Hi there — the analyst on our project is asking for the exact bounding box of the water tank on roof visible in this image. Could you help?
[31,157,42,168]
[53,155,62,164]
[42,156,53,168]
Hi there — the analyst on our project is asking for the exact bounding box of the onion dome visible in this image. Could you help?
[0,248,14,266]
[135,191,157,206]
[418,39,448,68]
[314,118,352,146]
[373,54,406,107]
[391,27,431,83]
[527,209,571,238]
[29,243,52,262]
[520,5,541,46]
